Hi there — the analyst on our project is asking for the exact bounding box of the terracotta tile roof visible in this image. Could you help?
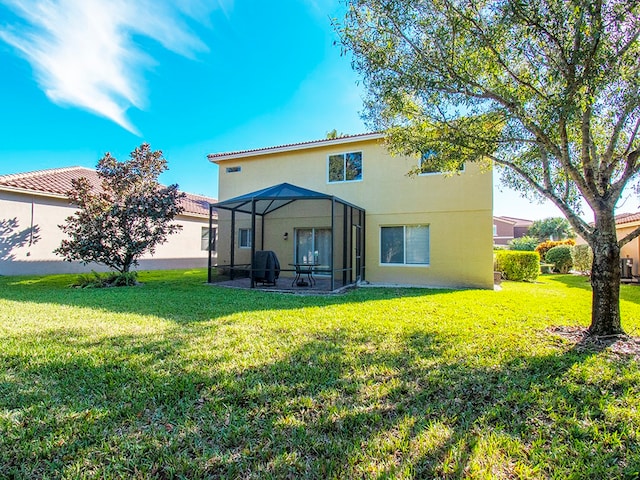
[616,212,640,225]
[0,166,216,218]
[207,132,383,161]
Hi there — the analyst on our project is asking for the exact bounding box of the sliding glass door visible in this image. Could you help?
[295,228,331,271]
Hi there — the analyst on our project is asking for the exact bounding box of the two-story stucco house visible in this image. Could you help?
[208,133,493,290]
[0,167,218,276]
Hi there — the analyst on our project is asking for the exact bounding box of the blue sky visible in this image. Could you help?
[0,0,572,219]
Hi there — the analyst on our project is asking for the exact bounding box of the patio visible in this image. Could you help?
[211,275,349,294]
[209,183,366,292]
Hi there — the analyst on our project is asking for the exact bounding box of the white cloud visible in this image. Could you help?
[0,0,227,134]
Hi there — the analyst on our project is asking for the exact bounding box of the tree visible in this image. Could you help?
[55,144,185,274]
[337,0,640,335]
[528,217,576,242]
[326,129,349,139]
[508,235,539,251]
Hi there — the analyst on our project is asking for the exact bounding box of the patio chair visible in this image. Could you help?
[291,262,316,287]
[253,250,280,286]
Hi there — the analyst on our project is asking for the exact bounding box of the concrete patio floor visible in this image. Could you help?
[210,276,351,294]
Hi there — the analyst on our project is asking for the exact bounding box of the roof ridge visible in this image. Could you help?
[208,132,382,160]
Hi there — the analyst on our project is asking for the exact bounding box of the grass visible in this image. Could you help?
[0,270,639,479]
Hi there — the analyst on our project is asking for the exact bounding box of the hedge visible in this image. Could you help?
[545,245,573,273]
[495,250,540,282]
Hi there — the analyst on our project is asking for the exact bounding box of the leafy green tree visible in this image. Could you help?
[508,235,539,251]
[545,245,574,274]
[55,144,185,274]
[528,217,575,242]
[326,129,348,139]
[572,244,593,275]
[338,0,640,335]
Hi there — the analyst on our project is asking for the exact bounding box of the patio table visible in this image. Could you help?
[289,263,318,287]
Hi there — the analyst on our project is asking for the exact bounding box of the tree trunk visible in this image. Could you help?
[588,215,624,336]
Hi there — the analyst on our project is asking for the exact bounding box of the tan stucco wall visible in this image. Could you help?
[0,190,216,276]
[215,137,494,289]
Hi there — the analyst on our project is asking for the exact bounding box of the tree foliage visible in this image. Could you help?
[528,217,575,242]
[535,239,576,260]
[337,0,640,335]
[508,235,539,251]
[55,144,185,274]
[545,245,574,273]
[572,244,593,275]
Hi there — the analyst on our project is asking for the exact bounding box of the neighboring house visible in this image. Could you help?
[493,216,533,246]
[616,212,640,277]
[0,167,217,276]
[208,132,494,289]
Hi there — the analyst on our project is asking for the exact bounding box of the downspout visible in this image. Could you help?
[342,203,348,286]
[361,209,366,282]
[250,199,256,288]
[207,204,214,283]
[230,210,236,280]
[330,197,335,292]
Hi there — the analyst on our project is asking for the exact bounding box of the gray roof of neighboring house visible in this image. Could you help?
[0,166,217,218]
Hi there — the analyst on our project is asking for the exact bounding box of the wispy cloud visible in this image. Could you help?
[0,0,228,134]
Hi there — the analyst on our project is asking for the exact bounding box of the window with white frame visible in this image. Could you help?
[380,225,430,265]
[419,152,464,175]
[238,228,252,248]
[201,227,217,251]
[328,151,363,182]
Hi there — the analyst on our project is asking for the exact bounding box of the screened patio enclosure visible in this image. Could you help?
[209,183,366,291]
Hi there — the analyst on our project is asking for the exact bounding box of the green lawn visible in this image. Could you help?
[0,270,639,479]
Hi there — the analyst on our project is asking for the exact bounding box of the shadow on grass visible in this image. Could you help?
[541,273,593,292]
[1,326,638,478]
[548,273,640,307]
[0,269,460,324]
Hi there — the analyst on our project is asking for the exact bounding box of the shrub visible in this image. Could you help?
[495,250,540,281]
[72,271,138,288]
[571,244,593,275]
[535,239,576,259]
[545,246,573,273]
[508,235,539,251]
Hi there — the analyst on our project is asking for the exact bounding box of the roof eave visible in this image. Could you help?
[0,185,69,200]
[207,132,385,163]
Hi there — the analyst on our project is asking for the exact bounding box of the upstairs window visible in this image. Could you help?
[328,151,362,183]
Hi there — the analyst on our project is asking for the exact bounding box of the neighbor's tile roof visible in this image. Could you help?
[208,132,383,161]
[0,166,216,218]
[493,215,533,227]
[616,212,640,225]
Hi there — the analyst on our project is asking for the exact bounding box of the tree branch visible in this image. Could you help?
[491,154,592,241]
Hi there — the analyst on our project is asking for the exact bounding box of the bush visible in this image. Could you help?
[571,244,593,275]
[495,250,540,281]
[535,239,576,259]
[72,271,138,288]
[545,246,573,273]
[508,235,539,251]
